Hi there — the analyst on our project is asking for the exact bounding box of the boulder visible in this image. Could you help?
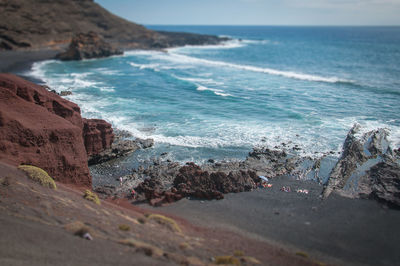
[56,32,123,61]
[173,162,258,200]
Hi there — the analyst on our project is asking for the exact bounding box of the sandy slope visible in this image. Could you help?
[0,162,318,265]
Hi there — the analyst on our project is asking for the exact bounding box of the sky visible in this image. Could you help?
[95,0,400,26]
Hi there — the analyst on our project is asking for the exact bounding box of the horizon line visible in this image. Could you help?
[145,24,400,27]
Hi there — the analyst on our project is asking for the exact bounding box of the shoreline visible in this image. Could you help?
[0,49,60,74]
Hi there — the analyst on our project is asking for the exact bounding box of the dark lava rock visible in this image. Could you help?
[135,138,154,149]
[56,32,123,61]
[60,91,72,96]
[323,124,400,207]
[369,161,400,208]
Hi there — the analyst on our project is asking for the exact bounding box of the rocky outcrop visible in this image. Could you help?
[322,124,400,207]
[0,0,228,51]
[129,162,259,206]
[83,118,114,158]
[0,73,91,186]
[56,32,123,61]
[87,129,154,166]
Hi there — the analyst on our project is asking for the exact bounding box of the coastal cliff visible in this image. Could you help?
[0,0,227,51]
[0,74,114,186]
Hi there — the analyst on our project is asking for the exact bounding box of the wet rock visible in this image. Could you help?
[60,91,72,96]
[56,32,123,61]
[136,138,154,149]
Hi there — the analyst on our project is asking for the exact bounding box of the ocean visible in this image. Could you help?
[29,26,400,166]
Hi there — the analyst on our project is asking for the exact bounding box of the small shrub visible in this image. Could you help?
[64,221,91,236]
[119,224,130,231]
[118,239,164,257]
[241,256,261,264]
[295,251,309,258]
[179,242,190,250]
[18,165,56,189]
[83,189,100,205]
[1,176,10,186]
[147,214,181,233]
[233,250,244,257]
[215,256,240,265]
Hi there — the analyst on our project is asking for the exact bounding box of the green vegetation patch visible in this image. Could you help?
[83,189,100,205]
[118,224,130,231]
[118,238,164,257]
[146,214,182,233]
[18,165,56,189]
[295,251,309,258]
[215,256,240,265]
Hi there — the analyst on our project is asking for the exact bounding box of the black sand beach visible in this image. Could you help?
[0,49,59,74]
[142,176,400,266]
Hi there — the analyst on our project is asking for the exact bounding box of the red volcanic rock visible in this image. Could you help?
[83,118,114,157]
[0,73,110,187]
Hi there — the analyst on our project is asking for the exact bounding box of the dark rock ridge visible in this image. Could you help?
[137,163,259,207]
[104,161,260,207]
[56,32,123,61]
[0,74,115,186]
[87,129,154,166]
[0,0,228,51]
[323,124,400,207]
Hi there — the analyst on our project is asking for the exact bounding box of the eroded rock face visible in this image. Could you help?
[56,32,123,61]
[322,124,400,207]
[0,74,91,186]
[83,118,114,158]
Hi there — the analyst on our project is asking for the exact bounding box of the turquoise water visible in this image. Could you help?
[30,26,400,163]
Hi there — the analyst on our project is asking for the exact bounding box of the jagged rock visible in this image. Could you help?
[56,32,123,61]
[322,124,400,207]
[243,148,299,178]
[369,161,400,207]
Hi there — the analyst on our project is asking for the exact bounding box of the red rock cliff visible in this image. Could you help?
[0,74,114,187]
[83,118,114,157]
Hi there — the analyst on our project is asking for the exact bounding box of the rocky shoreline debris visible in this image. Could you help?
[95,124,400,209]
[88,129,154,166]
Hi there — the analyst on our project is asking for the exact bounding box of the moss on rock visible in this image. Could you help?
[18,165,56,189]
